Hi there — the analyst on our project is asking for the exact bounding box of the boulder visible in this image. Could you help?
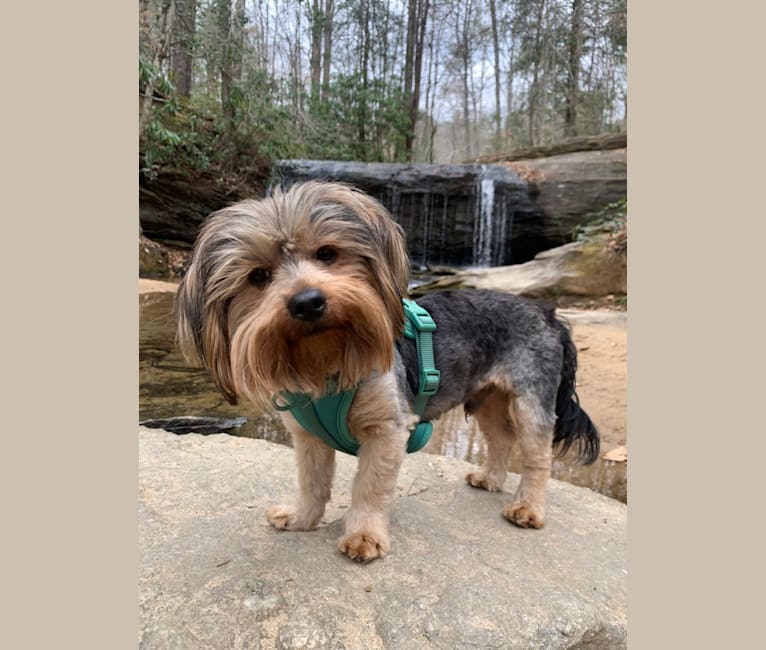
[139,170,244,246]
[411,237,626,299]
[139,234,192,279]
[139,148,625,269]
[503,149,626,244]
[275,160,540,266]
[139,427,627,649]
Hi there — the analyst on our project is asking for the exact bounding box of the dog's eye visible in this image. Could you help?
[316,246,337,264]
[248,268,271,286]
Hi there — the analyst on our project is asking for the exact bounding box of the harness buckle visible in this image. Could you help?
[405,301,436,333]
[419,368,441,395]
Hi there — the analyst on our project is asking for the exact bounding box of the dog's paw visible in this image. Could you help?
[338,531,389,562]
[465,470,504,492]
[266,504,319,531]
[503,502,545,529]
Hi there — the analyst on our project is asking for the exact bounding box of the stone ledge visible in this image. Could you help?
[139,427,626,649]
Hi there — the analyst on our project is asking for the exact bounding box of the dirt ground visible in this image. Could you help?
[562,311,627,456]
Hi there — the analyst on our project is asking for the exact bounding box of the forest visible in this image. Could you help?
[139,0,626,189]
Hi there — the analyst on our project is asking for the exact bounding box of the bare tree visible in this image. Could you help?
[488,0,502,147]
[564,0,584,136]
[169,0,196,99]
[139,0,175,137]
[321,0,335,100]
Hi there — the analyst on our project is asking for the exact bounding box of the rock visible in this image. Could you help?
[139,234,192,279]
[275,160,541,266]
[140,416,248,435]
[138,278,178,295]
[139,427,626,649]
[140,169,244,245]
[411,237,626,300]
[503,149,626,244]
[140,149,625,269]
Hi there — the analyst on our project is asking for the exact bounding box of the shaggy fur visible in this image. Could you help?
[175,181,599,562]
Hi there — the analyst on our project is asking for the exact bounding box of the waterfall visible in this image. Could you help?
[272,160,535,268]
[471,165,514,268]
[472,166,495,267]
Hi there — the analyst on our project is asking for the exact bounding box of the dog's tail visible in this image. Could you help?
[546,309,600,464]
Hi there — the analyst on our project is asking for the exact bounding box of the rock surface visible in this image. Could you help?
[411,238,626,299]
[504,149,626,243]
[139,149,625,270]
[275,160,540,266]
[139,427,627,649]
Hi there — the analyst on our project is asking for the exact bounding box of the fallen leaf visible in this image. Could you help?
[603,445,627,462]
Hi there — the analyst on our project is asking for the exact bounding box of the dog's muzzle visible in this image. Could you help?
[287,288,327,322]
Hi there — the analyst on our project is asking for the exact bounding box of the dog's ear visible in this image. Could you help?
[351,190,410,335]
[175,248,239,405]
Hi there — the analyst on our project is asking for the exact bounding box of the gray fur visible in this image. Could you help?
[394,290,598,462]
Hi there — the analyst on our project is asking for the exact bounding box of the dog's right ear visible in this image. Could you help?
[175,256,239,405]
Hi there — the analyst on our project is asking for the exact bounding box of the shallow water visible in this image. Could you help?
[140,291,626,503]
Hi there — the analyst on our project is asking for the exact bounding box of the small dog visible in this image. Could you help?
[175,181,599,562]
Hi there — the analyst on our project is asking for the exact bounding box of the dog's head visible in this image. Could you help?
[175,181,410,407]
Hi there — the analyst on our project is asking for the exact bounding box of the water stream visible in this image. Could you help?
[141,291,626,503]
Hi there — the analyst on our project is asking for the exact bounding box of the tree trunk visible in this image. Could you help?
[309,0,322,100]
[321,0,334,100]
[139,0,175,138]
[488,0,502,147]
[405,0,429,161]
[564,0,584,137]
[231,0,246,83]
[528,0,546,147]
[169,0,195,99]
[358,3,370,158]
[214,0,234,122]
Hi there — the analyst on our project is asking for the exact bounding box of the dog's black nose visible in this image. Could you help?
[287,288,327,322]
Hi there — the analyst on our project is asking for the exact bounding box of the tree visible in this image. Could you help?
[169,0,197,99]
[488,0,502,147]
[564,0,584,136]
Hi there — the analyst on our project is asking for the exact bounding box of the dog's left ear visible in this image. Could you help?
[352,191,410,334]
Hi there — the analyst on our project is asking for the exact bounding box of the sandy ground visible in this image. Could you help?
[139,279,627,456]
[560,310,627,456]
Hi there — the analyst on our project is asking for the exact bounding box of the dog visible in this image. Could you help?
[175,181,599,562]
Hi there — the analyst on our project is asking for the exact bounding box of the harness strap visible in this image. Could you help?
[273,388,359,455]
[273,299,440,456]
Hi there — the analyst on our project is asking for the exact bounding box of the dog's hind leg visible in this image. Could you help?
[503,394,554,529]
[267,420,336,531]
[465,387,516,493]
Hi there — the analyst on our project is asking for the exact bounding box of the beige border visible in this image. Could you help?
[5,4,137,647]
[10,1,759,646]
[629,2,764,646]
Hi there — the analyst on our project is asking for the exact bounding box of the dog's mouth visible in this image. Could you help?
[285,321,345,342]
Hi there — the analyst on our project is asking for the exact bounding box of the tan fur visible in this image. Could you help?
[174,181,559,561]
[465,386,516,493]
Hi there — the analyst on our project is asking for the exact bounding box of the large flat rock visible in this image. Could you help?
[139,427,626,649]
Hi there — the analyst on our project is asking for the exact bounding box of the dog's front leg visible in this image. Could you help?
[267,418,336,531]
[338,422,408,562]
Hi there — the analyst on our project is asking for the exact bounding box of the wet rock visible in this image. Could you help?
[275,160,540,266]
[139,428,626,649]
[140,415,248,435]
[140,170,241,245]
[411,237,626,300]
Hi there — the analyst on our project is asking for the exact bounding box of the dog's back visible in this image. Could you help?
[397,289,599,464]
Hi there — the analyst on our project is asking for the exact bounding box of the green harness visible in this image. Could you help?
[272,299,440,456]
